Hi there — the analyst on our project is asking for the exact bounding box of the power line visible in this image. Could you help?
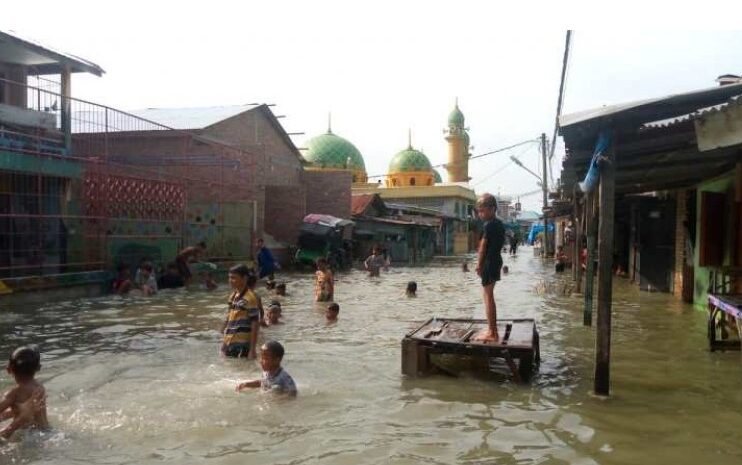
[472,143,536,187]
[366,137,539,179]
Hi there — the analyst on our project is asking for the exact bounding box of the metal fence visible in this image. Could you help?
[0,77,257,280]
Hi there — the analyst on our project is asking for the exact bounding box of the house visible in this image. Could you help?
[559,77,742,303]
[351,193,438,264]
[109,105,353,250]
[0,30,109,300]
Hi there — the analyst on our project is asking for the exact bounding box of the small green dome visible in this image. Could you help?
[448,105,465,127]
[303,131,366,171]
[433,169,443,183]
[389,147,433,173]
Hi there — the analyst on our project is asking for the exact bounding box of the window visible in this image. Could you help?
[410,177,416,186]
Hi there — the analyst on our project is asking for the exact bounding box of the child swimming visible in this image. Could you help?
[275,283,287,296]
[405,281,417,298]
[0,346,49,439]
[314,258,334,302]
[112,264,133,295]
[236,341,297,396]
[263,301,283,326]
[326,303,339,321]
[135,262,158,296]
[222,265,262,359]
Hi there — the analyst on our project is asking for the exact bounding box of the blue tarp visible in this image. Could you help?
[578,130,611,194]
[526,222,555,245]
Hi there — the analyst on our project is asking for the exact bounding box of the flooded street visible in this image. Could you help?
[2,249,742,464]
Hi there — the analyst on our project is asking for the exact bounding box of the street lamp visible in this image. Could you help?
[510,140,550,257]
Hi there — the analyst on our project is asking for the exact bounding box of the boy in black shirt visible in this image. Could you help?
[474,193,505,342]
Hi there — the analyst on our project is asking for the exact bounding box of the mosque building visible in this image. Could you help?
[302,116,368,184]
[300,102,477,255]
[352,100,478,255]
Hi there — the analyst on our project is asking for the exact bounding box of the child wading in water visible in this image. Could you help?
[1,346,49,439]
[236,341,297,397]
[474,193,505,342]
[222,265,262,359]
[314,258,334,302]
[364,246,386,277]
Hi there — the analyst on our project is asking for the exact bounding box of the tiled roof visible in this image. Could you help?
[351,194,377,216]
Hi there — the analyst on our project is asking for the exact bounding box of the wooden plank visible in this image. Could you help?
[594,133,616,397]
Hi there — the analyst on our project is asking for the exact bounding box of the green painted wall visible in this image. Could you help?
[693,171,736,307]
[0,150,82,178]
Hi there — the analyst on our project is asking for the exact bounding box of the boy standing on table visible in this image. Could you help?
[474,193,505,342]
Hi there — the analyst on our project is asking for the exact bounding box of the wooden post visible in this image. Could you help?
[575,193,584,292]
[594,137,616,397]
[572,189,579,281]
[541,133,550,257]
[584,192,597,326]
[60,65,72,153]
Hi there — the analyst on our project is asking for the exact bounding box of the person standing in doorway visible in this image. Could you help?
[474,194,505,342]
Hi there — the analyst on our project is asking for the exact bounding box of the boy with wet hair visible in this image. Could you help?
[326,303,339,321]
[236,341,297,396]
[1,346,49,439]
[474,193,505,342]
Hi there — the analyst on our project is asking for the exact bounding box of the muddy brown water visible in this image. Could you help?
[1,249,741,464]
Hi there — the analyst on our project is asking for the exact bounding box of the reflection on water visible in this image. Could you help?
[2,250,742,464]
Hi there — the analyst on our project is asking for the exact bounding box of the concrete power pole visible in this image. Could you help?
[541,133,549,257]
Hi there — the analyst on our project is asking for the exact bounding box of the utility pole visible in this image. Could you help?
[541,133,549,257]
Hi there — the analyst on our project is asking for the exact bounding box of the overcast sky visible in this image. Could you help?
[4,2,742,211]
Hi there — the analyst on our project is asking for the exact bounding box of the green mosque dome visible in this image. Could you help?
[303,131,366,171]
[389,147,433,173]
[433,169,443,183]
[448,105,465,127]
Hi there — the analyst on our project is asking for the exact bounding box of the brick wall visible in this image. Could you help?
[673,190,687,297]
[203,108,304,187]
[264,185,306,244]
[304,170,352,219]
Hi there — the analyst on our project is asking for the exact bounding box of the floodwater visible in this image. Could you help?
[1,249,742,465]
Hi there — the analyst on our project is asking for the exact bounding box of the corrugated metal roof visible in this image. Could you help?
[0,30,104,76]
[641,96,742,129]
[129,105,254,130]
[559,81,742,131]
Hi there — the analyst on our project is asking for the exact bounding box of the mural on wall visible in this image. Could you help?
[185,202,254,261]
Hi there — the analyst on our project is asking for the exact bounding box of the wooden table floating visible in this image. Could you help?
[707,293,742,351]
[401,318,540,383]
